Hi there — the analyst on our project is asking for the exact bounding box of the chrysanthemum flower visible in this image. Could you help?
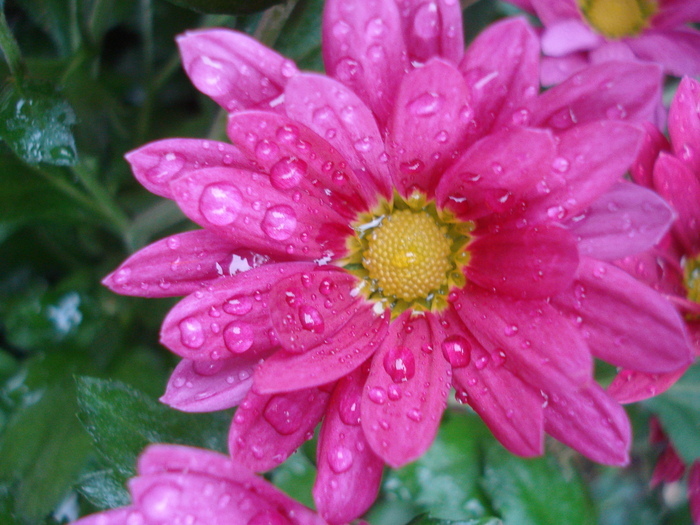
[608,76,700,403]
[70,444,327,525]
[505,0,700,85]
[104,1,693,522]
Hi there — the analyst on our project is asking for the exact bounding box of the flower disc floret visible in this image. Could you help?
[578,0,657,38]
[685,255,700,307]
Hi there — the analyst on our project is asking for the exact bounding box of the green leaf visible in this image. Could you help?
[76,376,230,483]
[480,445,596,525]
[275,0,323,71]
[406,515,502,525]
[0,80,77,166]
[645,363,700,464]
[270,450,317,509]
[10,0,73,54]
[78,469,130,510]
[161,0,283,15]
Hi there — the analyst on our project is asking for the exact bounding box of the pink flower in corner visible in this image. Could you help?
[104,1,693,522]
[70,444,327,525]
[506,0,700,85]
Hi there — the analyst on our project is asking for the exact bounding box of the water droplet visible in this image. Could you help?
[223,295,253,316]
[399,158,425,174]
[353,136,372,152]
[113,267,132,285]
[166,236,181,250]
[270,156,307,190]
[368,386,387,404]
[199,183,243,226]
[504,324,519,337]
[299,305,324,333]
[223,322,254,353]
[387,384,402,400]
[335,58,363,82]
[339,394,361,425]
[319,279,334,295]
[179,317,205,349]
[407,92,444,117]
[606,104,627,120]
[193,360,224,376]
[261,205,297,240]
[328,446,354,473]
[434,130,449,143]
[511,108,531,126]
[441,335,471,367]
[332,20,351,38]
[365,17,386,38]
[413,2,440,38]
[263,395,304,435]
[406,408,423,422]
[140,483,183,520]
[280,59,296,78]
[383,346,416,383]
[552,157,570,173]
[146,152,185,184]
[276,125,300,143]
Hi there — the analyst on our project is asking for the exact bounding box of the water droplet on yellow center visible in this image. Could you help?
[578,0,657,39]
[363,209,452,301]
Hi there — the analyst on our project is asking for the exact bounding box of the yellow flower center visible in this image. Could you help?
[578,0,657,39]
[364,209,452,302]
[341,192,472,317]
[685,255,700,306]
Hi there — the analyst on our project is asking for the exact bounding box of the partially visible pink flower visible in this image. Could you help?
[104,2,694,522]
[609,76,700,403]
[649,418,700,524]
[70,444,327,525]
[506,0,700,85]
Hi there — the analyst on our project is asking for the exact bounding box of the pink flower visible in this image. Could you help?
[104,2,693,522]
[608,76,700,404]
[70,444,327,525]
[506,0,700,85]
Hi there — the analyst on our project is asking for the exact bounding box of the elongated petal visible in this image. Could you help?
[527,0,580,24]
[322,0,408,124]
[177,29,297,112]
[540,53,589,86]
[453,285,592,391]
[229,388,331,472]
[607,366,688,404]
[255,303,388,393]
[459,17,540,132]
[314,368,384,525]
[653,152,700,254]
[631,122,669,187]
[533,61,662,130]
[567,181,675,261]
[125,138,253,199]
[541,19,601,56]
[668,76,700,173]
[435,127,557,220]
[544,382,631,465]
[160,262,316,360]
[387,58,472,197]
[451,316,544,456]
[396,0,465,64]
[170,166,349,261]
[160,357,256,412]
[102,230,250,298]
[552,258,693,373]
[626,29,700,78]
[467,224,578,299]
[362,313,451,467]
[227,110,372,215]
[651,446,686,485]
[284,73,392,198]
[652,2,700,28]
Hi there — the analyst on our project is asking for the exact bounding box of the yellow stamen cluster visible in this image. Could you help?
[685,255,700,307]
[578,0,657,39]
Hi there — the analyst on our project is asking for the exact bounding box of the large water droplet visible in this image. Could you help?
[140,482,183,520]
[441,335,471,367]
[368,386,387,404]
[383,346,416,383]
[255,139,279,161]
[299,304,324,333]
[263,395,304,435]
[146,152,185,184]
[328,446,354,473]
[339,393,361,425]
[406,408,423,422]
[223,295,253,316]
[270,156,307,190]
[179,317,205,349]
[193,360,224,376]
[223,322,254,353]
[199,183,243,226]
[261,205,297,240]
[407,92,444,117]
[335,58,363,82]
[413,2,440,38]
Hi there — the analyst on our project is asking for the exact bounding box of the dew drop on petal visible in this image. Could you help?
[254,139,280,161]
[140,483,183,520]
[223,322,254,353]
[261,205,297,240]
[146,152,185,184]
[406,408,423,422]
[263,395,304,435]
[223,295,254,316]
[193,360,224,376]
[552,156,570,173]
[383,346,416,383]
[179,317,205,349]
[328,446,354,474]
[368,386,387,404]
[299,304,325,333]
[504,324,519,337]
[407,92,444,117]
[270,156,307,190]
[339,394,361,425]
[441,335,471,368]
[199,183,243,226]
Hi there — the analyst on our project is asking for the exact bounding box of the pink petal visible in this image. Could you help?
[689,461,700,525]
[551,258,693,373]
[452,285,593,391]
[607,366,688,403]
[102,230,248,298]
[588,40,637,63]
[387,58,472,198]
[229,388,331,472]
[523,121,644,223]
[668,76,700,174]
[653,152,700,253]
[541,19,601,56]
[528,0,581,25]
[613,243,686,297]
[361,312,452,467]
[284,73,392,198]
[532,61,662,130]
[540,53,589,86]
[567,181,676,261]
[450,314,544,457]
[467,224,578,299]
[651,446,686,485]
[631,122,669,188]
[160,262,316,360]
[255,301,388,393]
[322,0,409,125]
[652,1,700,28]
[125,138,253,199]
[543,382,631,465]
[227,110,373,215]
[314,368,384,525]
[626,29,700,77]
[435,127,558,220]
[459,17,540,133]
[169,166,349,261]
[396,0,465,64]
[177,29,297,112]
[160,357,256,412]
